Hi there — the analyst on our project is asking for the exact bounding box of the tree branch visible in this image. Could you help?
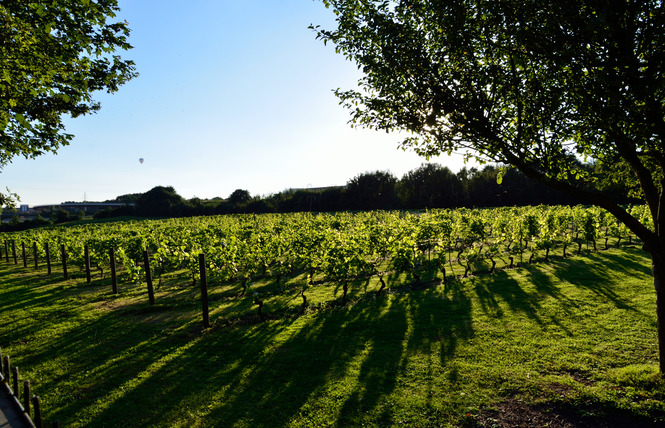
[499,147,656,248]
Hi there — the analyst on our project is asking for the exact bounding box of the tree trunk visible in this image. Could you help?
[300,289,307,312]
[657,287,665,373]
[652,255,665,373]
[239,277,248,297]
[254,297,265,321]
[376,276,386,296]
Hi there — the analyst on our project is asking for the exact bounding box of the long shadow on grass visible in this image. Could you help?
[414,280,474,365]
[79,287,473,427]
[0,267,219,422]
[470,250,646,326]
[3,249,655,426]
[466,265,581,337]
[552,252,647,311]
[471,271,546,324]
[597,247,652,278]
[0,268,106,347]
[19,302,205,424]
[336,285,473,426]
[81,296,402,427]
[0,269,65,314]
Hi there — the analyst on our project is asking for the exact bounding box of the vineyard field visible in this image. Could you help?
[0,207,664,426]
[0,205,652,303]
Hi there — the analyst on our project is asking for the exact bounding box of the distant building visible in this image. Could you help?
[34,202,134,215]
[1,205,38,223]
[1,202,135,222]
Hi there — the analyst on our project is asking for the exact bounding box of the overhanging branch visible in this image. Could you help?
[500,148,657,249]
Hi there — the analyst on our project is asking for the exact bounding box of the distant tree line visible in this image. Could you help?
[88,163,636,219]
[0,205,87,231]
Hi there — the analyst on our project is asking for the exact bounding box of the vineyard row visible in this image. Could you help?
[1,206,648,295]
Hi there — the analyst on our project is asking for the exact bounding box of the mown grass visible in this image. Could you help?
[0,246,664,427]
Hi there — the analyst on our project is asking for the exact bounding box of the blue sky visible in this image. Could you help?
[4,0,470,206]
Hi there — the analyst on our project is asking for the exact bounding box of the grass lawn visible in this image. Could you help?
[1,246,664,427]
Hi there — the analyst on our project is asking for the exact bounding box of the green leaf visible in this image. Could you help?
[496,166,508,185]
[15,114,28,127]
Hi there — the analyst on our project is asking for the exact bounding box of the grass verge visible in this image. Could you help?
[0,247,663,427]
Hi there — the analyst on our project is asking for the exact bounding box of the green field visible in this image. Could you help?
[1,234,664,426]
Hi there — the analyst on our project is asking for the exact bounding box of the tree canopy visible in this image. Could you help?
[135,186,185,217]
[315,0,662,231]
[346,170,398,210]
[315,0,665,369]
[0,0,136,202]
[228,189,252,206]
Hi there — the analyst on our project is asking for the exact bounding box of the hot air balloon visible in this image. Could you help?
[139,158,144,164]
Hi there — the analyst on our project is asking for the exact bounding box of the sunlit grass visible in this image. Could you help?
[0,246,664,426]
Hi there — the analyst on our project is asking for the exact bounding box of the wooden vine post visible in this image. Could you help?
[84,244,91,284]
[23,380,30,414]
[0,347,45,427]
[12,240,17,264]
[110,248,118,294]
[3,355,9,383]
[45,243,52,275]
[4,240,8,262]
[33,242,38,269]
[143,250,155,305]
[199,253,210,328]
[32,395,42,428]
[21,242,27,268]
[12,366,19,398]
